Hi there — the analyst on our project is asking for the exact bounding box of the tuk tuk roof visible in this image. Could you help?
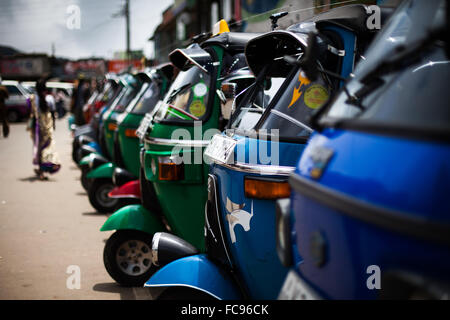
[201,32,262,54]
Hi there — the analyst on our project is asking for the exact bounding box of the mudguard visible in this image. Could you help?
[108,180,141,199]
[79,153,98,166]
[86,162,115,179]
[80,142,101,155]
[144,254,242,300]
[100,204,165,234]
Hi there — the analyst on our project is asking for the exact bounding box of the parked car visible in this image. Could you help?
[2,80,31,122]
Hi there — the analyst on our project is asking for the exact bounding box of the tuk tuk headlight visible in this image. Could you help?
[276,198,292,267]
[151,232,198,268]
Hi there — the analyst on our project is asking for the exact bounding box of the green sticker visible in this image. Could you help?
[304,85,329,109]
[189,100,206,117]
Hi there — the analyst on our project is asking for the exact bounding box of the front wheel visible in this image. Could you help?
[7,110,20,123]
[80,166,91,191]
[88,178,118,213]
[103,230,157,287]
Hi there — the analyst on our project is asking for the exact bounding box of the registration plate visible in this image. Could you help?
[204,134,237,164]
[136,113,153,140]
[278,270,321,300]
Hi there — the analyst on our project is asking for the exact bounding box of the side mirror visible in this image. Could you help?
[283,31,320,81]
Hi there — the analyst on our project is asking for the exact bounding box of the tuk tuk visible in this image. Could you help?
[100,22,258,286]
[277,0,450,299]
[72,74,121,164]
[83,66,174,212]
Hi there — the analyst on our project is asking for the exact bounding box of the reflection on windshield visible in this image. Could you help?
[155,66,210,122]
[354,0,445,78]
[324,0,448,123]
[231,77,285,130]
[131,82,160,115]
[114,85,140,113]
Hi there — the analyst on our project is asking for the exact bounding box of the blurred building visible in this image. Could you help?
[147,0,379,63]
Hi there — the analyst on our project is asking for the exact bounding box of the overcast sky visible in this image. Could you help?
[0,0,173,60]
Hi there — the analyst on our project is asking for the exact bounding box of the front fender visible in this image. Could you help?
[100,204,165,234]
[79,153,97,166]
[144,254,242,300]
[108,180,141,199]
[86,162,115,179]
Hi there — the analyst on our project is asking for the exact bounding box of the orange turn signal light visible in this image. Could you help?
[108,122,118,131]
[125,128,138,138]
[244,177,291,200]
[158,160,184,181]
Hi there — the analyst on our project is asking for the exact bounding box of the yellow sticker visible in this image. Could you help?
[288,72,311,108]
[189,100,206,117]
[304,85,329,109]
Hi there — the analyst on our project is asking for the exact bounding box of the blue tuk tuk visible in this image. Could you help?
[277,0,450,299]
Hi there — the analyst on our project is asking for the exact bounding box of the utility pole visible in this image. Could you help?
[125,0,130,65]
[112,0,131,67]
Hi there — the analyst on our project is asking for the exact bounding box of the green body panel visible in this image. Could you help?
[117,112,142,177]
[140,46,225,251]
[103,114,119,160]
[154,179,207,250]
[100,204,165,234]
[86,162,115,179]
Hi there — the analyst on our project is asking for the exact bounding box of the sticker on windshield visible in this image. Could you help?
[193,83,208,97]
[189,100,206,118]
[288,72,311,108]
[304,85,329,109]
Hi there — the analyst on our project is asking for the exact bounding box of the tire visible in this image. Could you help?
[157,287,216,300]
[7,110,20,123]
[80,166,91,191]
[88,178,119,213]
[103,230,157,287]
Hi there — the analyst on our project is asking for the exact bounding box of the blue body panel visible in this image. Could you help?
[145,254,242,300]
[290,129,450,299]
[87,141,102,154]
[210,134,305,299]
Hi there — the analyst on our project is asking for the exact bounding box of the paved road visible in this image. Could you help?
[0,119,155,300]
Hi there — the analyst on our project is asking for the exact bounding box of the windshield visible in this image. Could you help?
[113,82,141,113]
[97,81,115,103]
[230,76,285,130]
[131,81,161,115]
[321,0,450,133]
[257,67,331,139]
[154,66,211,122]
[354,0,446,79]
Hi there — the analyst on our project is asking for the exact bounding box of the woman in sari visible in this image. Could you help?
[28,79,61,180]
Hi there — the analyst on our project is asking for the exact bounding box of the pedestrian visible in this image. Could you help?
[27,78,61,180]
[0,76,10,138]
[54,89,66,118]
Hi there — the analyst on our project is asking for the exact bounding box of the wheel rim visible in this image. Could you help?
[7,111,18,122]
[95,183,118,208]
[116,240,153,276]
